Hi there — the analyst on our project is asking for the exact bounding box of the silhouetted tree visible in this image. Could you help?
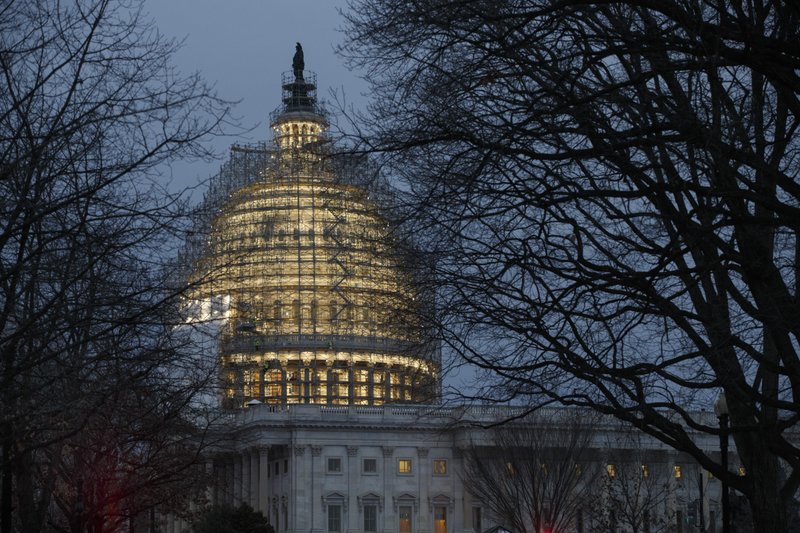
[463,411,600,533]
[0,0,230,531]
[193,504,274,533]
[591,446,674,532]
[340,0,800,531]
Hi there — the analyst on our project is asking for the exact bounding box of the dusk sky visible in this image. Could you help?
[144,0,369,194]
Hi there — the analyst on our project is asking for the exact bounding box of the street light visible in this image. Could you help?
[714,392,731,533]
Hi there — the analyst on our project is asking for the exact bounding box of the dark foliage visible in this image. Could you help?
[192,504,275,533]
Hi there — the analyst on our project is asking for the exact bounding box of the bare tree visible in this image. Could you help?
[340,0,800,531]
[463,411,600,533]
[591,450,674,532]
[0,0,230,531]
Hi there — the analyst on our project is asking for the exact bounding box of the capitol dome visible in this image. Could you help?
[186,55,439,408]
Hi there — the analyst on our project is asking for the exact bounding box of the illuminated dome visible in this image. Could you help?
[187,51,439,408]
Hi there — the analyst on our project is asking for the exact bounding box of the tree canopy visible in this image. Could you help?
[341,0,800,530]
[0,0,230,530]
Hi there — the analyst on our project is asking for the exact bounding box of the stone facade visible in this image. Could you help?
[208,404,731,533]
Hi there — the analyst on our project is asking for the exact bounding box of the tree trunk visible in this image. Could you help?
[1,422,11,533]
[736,429,787,532]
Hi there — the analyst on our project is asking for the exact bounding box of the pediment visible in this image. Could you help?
[429,493,454,510]
[393,493,418,511]
[358,492,384,511]
[322,491,348,510]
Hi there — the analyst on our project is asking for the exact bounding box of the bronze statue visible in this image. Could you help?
[293,42,304,80]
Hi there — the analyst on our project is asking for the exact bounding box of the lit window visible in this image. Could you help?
[399,506,412,533]
[398,459,412,474]
[673,465,682,479]
[641,464,649,477]
[738,466,746,476]
[364,505,377,533]
[328,457,342,473]
[328,504,342,533]
[506,462,516,476]
[434,506,447,533]
[607,464,617,478]
[433,459,447,475]
[363,458,377,474]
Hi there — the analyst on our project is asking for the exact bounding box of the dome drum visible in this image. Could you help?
[221,356,438,408]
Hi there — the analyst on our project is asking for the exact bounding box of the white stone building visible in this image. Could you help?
[178,49,738,533]
[201,404,729,533]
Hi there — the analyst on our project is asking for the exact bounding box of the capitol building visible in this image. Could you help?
[179,50,732,533]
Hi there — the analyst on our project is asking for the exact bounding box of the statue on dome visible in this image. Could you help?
[293,42,304,80]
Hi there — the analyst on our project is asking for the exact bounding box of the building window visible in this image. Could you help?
[398,459,412,474]
[673,465,682,479]
[433,459,447,475]
[327,457,342,473]
[363,458,377,474]
[328,504,342,533]
[399,506,412,533]
[274,462,279,476]
[641,464,649,477]
[292,299,301,322]
[434,506,447,533]
[284,459,288,474]
[472,507,482,533]
[364,504,377,533]
[607,464,617,478]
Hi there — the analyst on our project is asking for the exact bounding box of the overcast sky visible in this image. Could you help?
[144,0,369,192]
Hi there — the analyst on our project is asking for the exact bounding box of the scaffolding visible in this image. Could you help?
[182,70,440,408]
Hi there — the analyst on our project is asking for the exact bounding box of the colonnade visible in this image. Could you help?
[214,447,274,515]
